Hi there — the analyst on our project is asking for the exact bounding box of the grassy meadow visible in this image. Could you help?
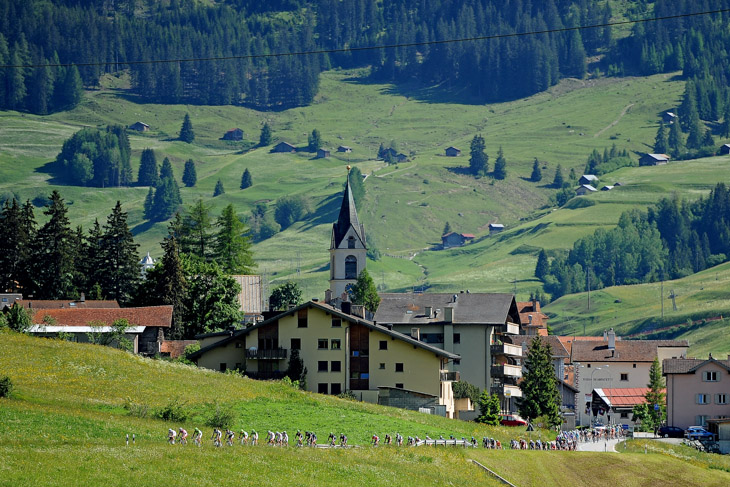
[2,331,730,486]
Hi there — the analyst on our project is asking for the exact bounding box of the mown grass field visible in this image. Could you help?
[2,331,729,486]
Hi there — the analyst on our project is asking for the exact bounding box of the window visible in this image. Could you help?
[454,333,460,344]
[632,363,637,368]
[395,383,404,389]
[379,363,385,370]
[379,340,388,350]
[331,361,341,372]
[620,412,629,419]
[587,364,591,368]
[454,359,461,365]
[395,363,404,372]
[291,338,301,350]
[347,236,356,249]
[331,339,341,350]
[696,415,709,426]
[219,363,227,372]
[345,255,357,279]
[318,383,328,394]
[318,339,328,349]
[620,373,628,381]
[332,318,341,328]
[703,371,719,382]
[697,393,710,405]
[716,394,728,405]
[331,383,342,395]
[298,309,308,328]
[318,361,328,372]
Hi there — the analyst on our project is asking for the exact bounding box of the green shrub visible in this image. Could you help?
[0,376,13,398]
[337,390,358,401]
[204,402,236,429]
[124,397,150,418]
[153,398,189,422]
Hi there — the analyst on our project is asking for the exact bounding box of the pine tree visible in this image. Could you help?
[701,129,715,149]
[143,187,154,220]
[213,179,225,197]
[518,336,561,426]
[215,204,255,274]
[7,49,26,110]
[138,148,158,186]
[182,159,197,187]
[530,158,542,182]
[476,392,501,425]
[686,114,703,150]
[240,168,252,189]
[0,199,34,292]
[535,249,549,280]
[469,134,488,177]
[654,122,668,154]
[493,146,507,180]
[179,113,195,143]
[259,123,272,146]
[721,103,730,138]
[28,64,54,115]
[442,221,452,236]
[348,167,365,209]
[181,199,215,260]
[60,64,83,110]
[552,164,564,188]
[159,157,174,180]
[308,128,322,152]
[150,176,182,221]
[668,119,685,157]
[349,269,380,312]
[645,356,666,431]
[99,201,140,304]
[82,219,105,297]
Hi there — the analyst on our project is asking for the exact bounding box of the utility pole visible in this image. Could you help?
[587,268,591,311]
[661,279,664,319]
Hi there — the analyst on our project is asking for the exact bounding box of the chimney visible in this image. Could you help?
[528,315,533,325]
[608,328,615,349]
[80,292,85,302]
[603,330,608,341]
[444,306,453,323]
[411,328,420,340]
[532,295,537,311]
[324,289,333,304]
[425,306,433,318]
[341,301,352,316]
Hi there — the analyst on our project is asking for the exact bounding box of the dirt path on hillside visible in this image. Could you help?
[594,103,634,138]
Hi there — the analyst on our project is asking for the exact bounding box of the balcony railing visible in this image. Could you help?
[245,348,288,360]
[440,370,460,382]
[490,384,523,398]
[503,322,520,335]
[245,370,287,380]
[491,364,522,378]
[490,343,522,357]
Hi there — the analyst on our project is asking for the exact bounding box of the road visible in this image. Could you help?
[577,438,622,452]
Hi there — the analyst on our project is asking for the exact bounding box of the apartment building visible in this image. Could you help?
[664,355,730,429]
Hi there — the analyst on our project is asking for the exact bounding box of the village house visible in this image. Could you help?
[578,174,598,186]
[0,293,22,310]
[720,144,730,155]
[374,292,522,414]
[590,387,657,429]
[445,146,461,157]
[9,296,120,311]
[271,141,296,153]
[316,148,331,159]
[639,153,670,166]
[575,184,597,196]
[337,146,352,153]
[28,305,172,355]
[516,298,548,336]
[128,121,149,132]
[663,355,730,430]
[221,128,244,141]
[441,232,474,249]
[567,330,688,426]
[601,185,614,191]
[190,300,459,417]
[488,223,504,235]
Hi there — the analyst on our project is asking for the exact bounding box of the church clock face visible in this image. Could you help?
[345,283,355,296]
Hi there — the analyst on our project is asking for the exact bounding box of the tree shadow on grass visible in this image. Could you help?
[298,193,342,232]
[34,161,70,186]
[131,220,158,236]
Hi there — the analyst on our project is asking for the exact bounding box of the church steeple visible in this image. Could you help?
[329,169,367,298]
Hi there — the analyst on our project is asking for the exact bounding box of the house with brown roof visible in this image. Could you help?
[591,387,658,427]
[445,146,461,157]
[28,306,172,355]
[441,232,474,249]
[271,141,296,153]
[663,355,730,430]
[569,329,687,426]
[639,153,670,166]
[221,128,244,141]
[14,298,120,310]
[128,122,150,132]
[516,299,548,336]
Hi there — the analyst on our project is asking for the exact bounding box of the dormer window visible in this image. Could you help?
[347,236,356,249]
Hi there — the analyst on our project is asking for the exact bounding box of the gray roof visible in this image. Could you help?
[663,357,730,375]
[190,300,459,361]
[571,339,688,363]
[509,335,569,358]
[374,293,519,326]
[332,175,365,247]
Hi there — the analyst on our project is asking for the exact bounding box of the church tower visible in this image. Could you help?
[329,170,367,298]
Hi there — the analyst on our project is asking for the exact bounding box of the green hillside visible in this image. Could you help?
[2,331,729,486]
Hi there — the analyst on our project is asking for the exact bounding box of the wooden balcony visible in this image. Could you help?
[245,348,288,360]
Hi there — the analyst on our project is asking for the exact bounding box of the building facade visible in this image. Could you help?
[329,173,367,298]
[664,356,730,429]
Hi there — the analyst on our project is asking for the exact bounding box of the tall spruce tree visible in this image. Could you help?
[31,191,77,299]
[259,123,272,146]
[99,202,140,304]
[240,168,252,189]
[0,199,34,292]
[150,175,182,221]
[82,219,105,297]
[182,159,197,187]
[179,113,195,143]
[60,64,83,110]
[654,122,669,154]
[469,134,488,177]
[138,148,158,186]
[307,128,322,152]
[645,356,666,431]
[493,146,507,180]
[159,157,175,180]
[213,179,225,197]
[531,158,543,182]
[215,204,255,274]
[552,164,565,188]
[535,249,549,280]
[668,119,685,157]
[519,336,561,426]
[181,199,215,260]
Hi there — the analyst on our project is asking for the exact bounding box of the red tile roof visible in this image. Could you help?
[597,387,662,408]
[516,301,549,330]
[32,306,172,328]
[17,299,120,309]
[160,340,198,358]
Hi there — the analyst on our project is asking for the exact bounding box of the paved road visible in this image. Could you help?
[577,438,622,452]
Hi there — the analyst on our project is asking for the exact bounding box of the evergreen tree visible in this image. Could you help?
[569,167,577,182]
[179,113,195,143]
[285,349,307,387]
[308,128,322,152]
[31,191,77,299]
[518,336,561,426]
[213,179,225,197]
[442,221,452,236]
[259,123,272,146]
[182,159,197,187]
[654,122,668,154]
[0,199,34,293]
[493,146,507,180]
[535,249,549,280]
[269,281,303,311]
[181,199,215,260]
[668,119,685,157]
[143,187,154,220]
[721,104,730,138]
[159,157,175,180]
[215,204,255,274]
[240,168,252,189]
[138,148,158,186]
[645,356,666,432]
[701,130,715,149]
[28,64,54,115]
[59,65,83,110]
[552,164,564,188]
[150,175,182,221]
[7,50,26,110]
[82,219,105,297]
[476,392,501,426]
[531,158,543,182]
[686,114,703,150]
[349,269,380,312]
[99,202,140,304]
[469,134,488,177]
[377,143,387,160]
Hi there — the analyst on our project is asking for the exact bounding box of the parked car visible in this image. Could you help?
[684,426,714,440]
[658,426,684,438]
[500,414,527,426]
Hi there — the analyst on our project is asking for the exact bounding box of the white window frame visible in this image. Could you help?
[716,393,728,405]
[697,393,710,405]
[703,371,719,382]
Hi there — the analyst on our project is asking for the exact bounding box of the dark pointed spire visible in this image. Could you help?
[333,172,365,248]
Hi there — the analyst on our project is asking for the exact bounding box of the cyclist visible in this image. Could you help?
[168,428,177,445]
[178,428,188,445]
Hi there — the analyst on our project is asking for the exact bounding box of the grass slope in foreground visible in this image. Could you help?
[2,332,730,486]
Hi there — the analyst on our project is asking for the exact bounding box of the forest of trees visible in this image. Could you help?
[538,183,730,299]
[54,126,133,187]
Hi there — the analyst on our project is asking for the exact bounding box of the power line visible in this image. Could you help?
[1,8,728,69]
